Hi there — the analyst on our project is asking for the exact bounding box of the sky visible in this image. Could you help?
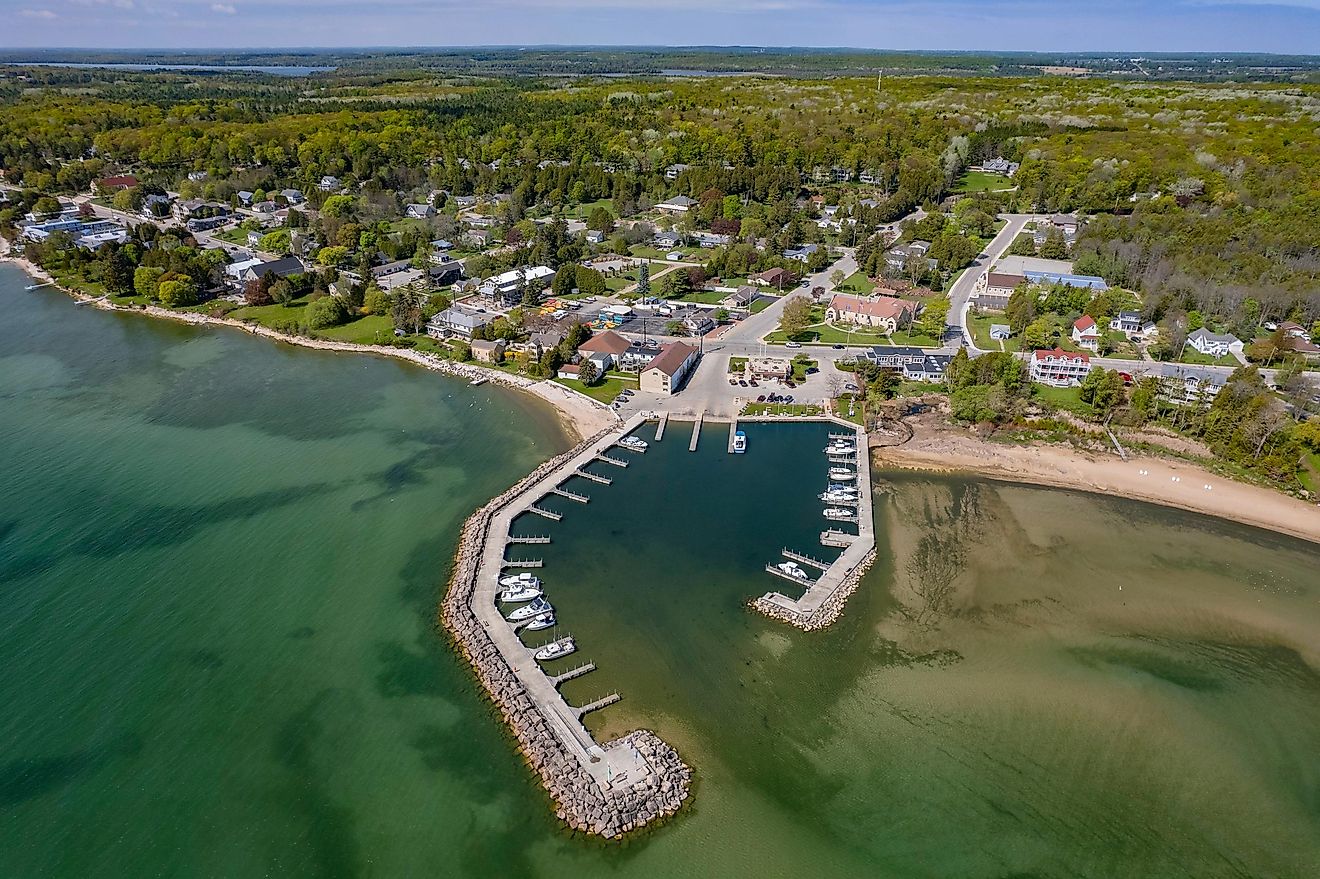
[6,0,1320,54]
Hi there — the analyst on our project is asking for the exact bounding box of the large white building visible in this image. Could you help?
[1029,348,1093,387]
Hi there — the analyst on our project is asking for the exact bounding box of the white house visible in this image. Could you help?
[825,294,918,334]
[1109,311,1142,336]
[1187,328,1239,358]
[318,175,342,192]
[1029,348,1093,387]
[1071,315,1100,352]
[656,195,697,214]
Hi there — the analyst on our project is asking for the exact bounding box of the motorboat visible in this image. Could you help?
[821,490,859,504]
[507,597,553,622]
[823,507,854,520]
[499,581,544,603]
[828,467,856,481]
[469,377,487,387]
[775,561,809,580]
[524,613,557,631]
[499,572,541,589]
[825,443,855,455]
[827,483,858,493]
[732,430,747,454]
[618,436,649,450]
[534,637,576,662]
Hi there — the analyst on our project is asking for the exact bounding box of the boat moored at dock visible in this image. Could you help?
[828,467,855,481]
[534,637,576,662]
[775,561,810,581]
[524,612,557,631]
[507,596,554,622]
[732,431,747,454]
[617,435,649,451]
[823,507,853,520]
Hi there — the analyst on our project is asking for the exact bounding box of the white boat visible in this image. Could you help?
[524,613,557,631]
[823,507,853,520]
[499,582,543,603]
[775,561,809,580]
[507,597,553,622]
[499,572,541,589]
[470,377,487,387]
[828,467,856,481]
[732,430,747,454]
[821,491,859,504]
[534,637,576,662]
[827,483,857,493]
[825,444,854,455]
[618,436,649,450]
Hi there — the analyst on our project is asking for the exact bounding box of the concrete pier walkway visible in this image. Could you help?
[655,412,668,441]
[689,411,704,451]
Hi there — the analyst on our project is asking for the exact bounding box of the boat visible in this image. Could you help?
[498,572,541,589]
[470,377,487,387]
[507,597,553,622]
[534,637,576,662]
[775,561,809,580]
[499,581,543,603]
[823,507,854,520]
[821,490,859,504]
[618,436,649,450]
[524,613,557,631]
[828,467,855,481]
[824,444,854,455]
[732,430,747,454]
[827,483,858,493]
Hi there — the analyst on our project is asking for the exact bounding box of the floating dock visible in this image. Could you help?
[550,486,589,503]
[727,419,740,453]
[655,412,668,441]
[503,558,544,568]
[528,506,563,521]
[765,563,818,588]
[575,693,621,717]
[595,454,628,468]
[508,535,551,544]
[820,529,857,547]
[577,470,612,485]
[551,662,596,686]
[689,411,704,451]
[782,548,832,571]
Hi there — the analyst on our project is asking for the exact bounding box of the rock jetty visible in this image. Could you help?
[440,430,691,838]
[751,547,878,631]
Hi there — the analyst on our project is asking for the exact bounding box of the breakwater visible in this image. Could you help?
[440,420,691,838]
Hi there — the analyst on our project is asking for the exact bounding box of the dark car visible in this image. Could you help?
[738,380,748,387]
[832,343,845,349]
[757,395,766,402]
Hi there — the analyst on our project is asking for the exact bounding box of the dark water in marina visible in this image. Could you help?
[3,263,1319,877]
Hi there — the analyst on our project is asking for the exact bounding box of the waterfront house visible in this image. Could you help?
[469,339,506,364]
[1029,348,1092,387]
[577,330,631,369]
[1110,311,1142,336]
[1187,328,1239,358]
[238,256,305,284]
[639,342,698,395]
[825,294,918,334]
[1071,315,1100,352]
[427,307,488,340]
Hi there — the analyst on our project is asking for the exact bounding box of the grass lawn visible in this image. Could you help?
[834,392,865,425]
[790,357,818,382]
[1033,384,1094,418]
[836,272,876,295]
[229,297,311,329]
[604,276,633,292]
[968,314,1018,352]
[553,375,628,404]
[742,402,824,417]
[215,227,250,245]
[953,170,1016,193]
[564,198,614,221]
[681,289,731,305]
[1180,348,1240,367]
[1301,451,1320,494]
[899,381,947,396]
[316,315,397,344]
[750,297,774,314]
[49,268,107,298]
[728,357,748,374]
[888,328,944,347]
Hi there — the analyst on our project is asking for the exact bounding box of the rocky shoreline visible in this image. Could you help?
[440,432,692,839]
[750,547,878,631]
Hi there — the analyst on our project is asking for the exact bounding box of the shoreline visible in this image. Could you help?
[876,418,1320,546]
[1,253,616,445]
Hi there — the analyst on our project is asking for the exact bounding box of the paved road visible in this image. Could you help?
[947,213,1035,352]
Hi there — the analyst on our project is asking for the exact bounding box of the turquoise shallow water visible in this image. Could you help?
[3,263,1320,878]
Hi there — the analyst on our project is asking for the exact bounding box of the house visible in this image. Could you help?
[427,307,488,340]
[140,194,173,218]
[620,339,663,372]
[664,164,690,180]
[237,191,255,206]
[639,342,699,395]
[187,171,208,182]
[752,268,794,289]
[246,230,262,248]
[654,230,682,249]
[989,324,1012,340]
[1284,336,1320,361]
[904,353,953,383]
[465,229,492,248]
[863,346,929,370]
[239,256,304,284]
[577,330,631,367]
[95,175,138,192]
[723,286,758,308]
[252,200,279,215]
[980,157,1020,176]
[405,203,435,219]
[427,260,464,287]
[974,271,1025,311]
[480,266,556,305]
[451,194,478,208]
[1110,311,1142,336]
[318,175,341,192]
[782,244,819,263]
[225,256,264,281]
[186,215,228,233]
[1051,214,1082,236]
[522,329,566,358]
[74,224,129,250]
[585,230,605,244]
[1029,348,1092,387]
[656,195,697,214]
[1187,328,1239,358]
[1279,321,1309,340]
[682,313,716,336]
[431,239,454,253]
[372,259,413,280]
[825,294,918,334]
[693,231,729,248]
[173,198,207,221]
[469,339,506,364]
[280,189,305,205]
[1071,315,1100,352]
[885,240,935,271]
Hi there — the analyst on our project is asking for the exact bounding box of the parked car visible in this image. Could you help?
[757,395,766,402]
[832,343,845,349]
[785,341,802,349]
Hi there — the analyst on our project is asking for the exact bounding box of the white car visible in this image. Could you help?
[785,341,802,349]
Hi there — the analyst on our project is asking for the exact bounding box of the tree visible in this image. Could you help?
[1038,229,1069,260]
[636,262,650,297]
[830,268,846,289]
[305,294,348,330]
[317,245,348,267]
[258,230,291,254]
[1007,233,1037,256]
[156,277,197,308]
[779,295,814,339]
[665,320,688,336]
[1005,284,1037,334]
[917,298,950,340]
[661,269,691,299]
[361,286,390,316]
[577,358,599,385]
[243,278,271,306]
[133,266,164,299]
[269,279,294,306]
[392,286,426,335]
[321,195,356,217]
[101,251,136,297]
[587,205,615,234]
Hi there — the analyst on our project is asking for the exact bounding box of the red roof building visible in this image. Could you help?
[1029,348,1092,387]
[96,175,139,191]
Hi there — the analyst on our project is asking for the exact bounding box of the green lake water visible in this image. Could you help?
[3,263,1319,878]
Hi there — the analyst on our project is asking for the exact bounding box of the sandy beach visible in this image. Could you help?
[1,251,615,443]
[877,416,1320,545]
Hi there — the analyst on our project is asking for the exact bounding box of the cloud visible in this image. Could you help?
[210,2,236,11]
[19,7,58,16]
